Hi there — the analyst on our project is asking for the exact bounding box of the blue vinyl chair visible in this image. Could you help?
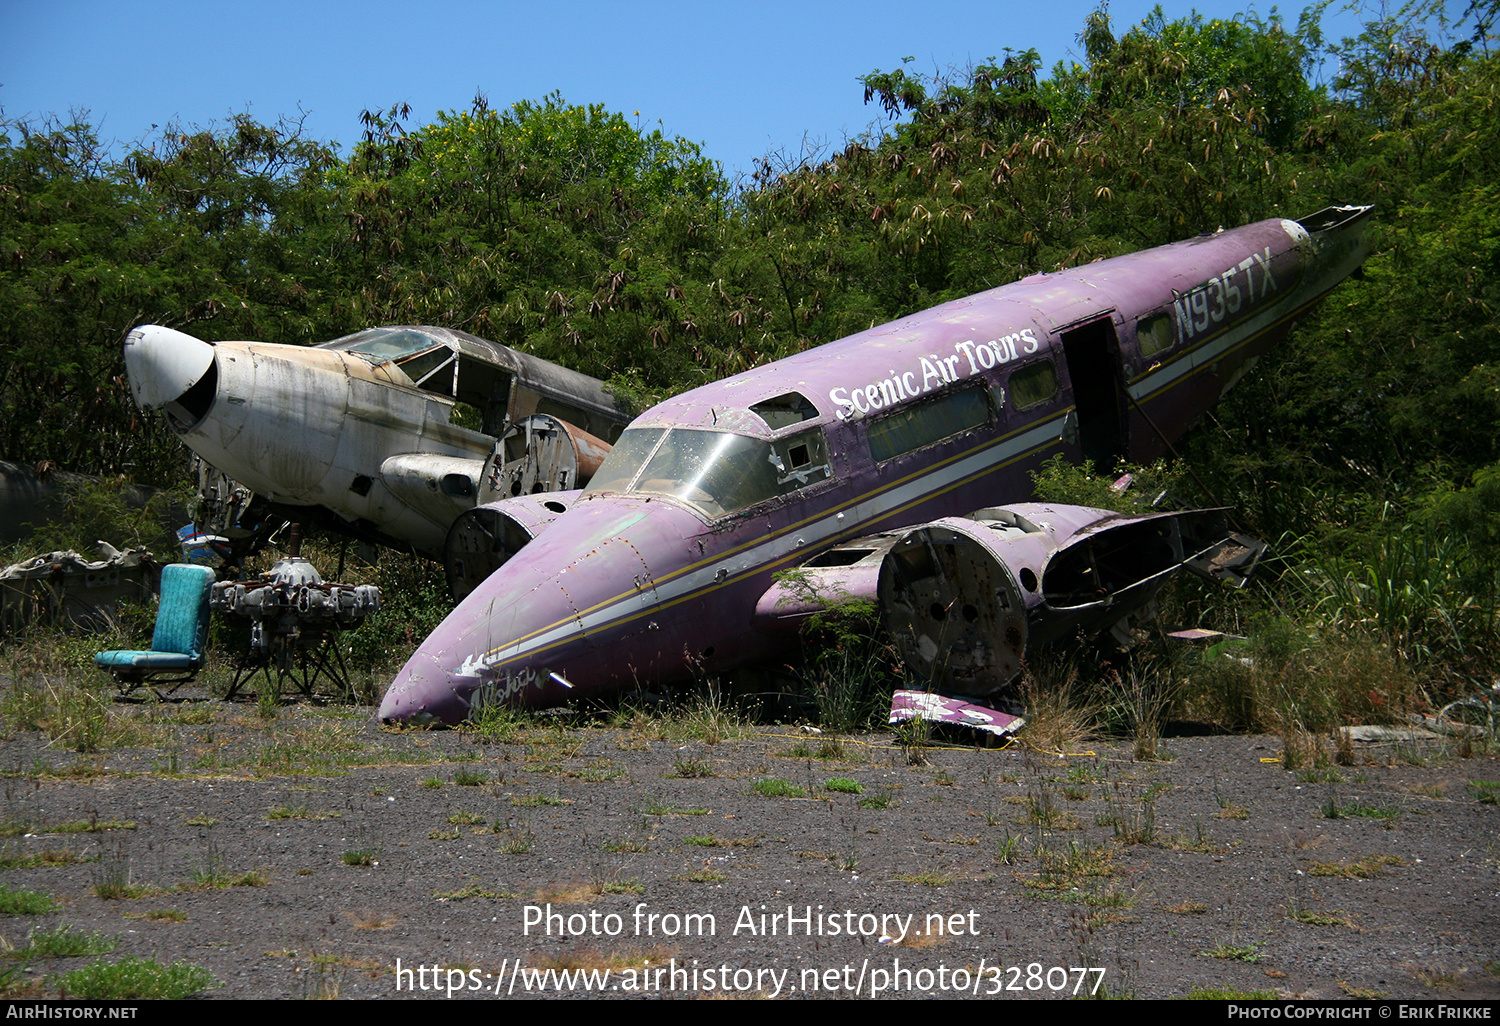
[95,563,215,694]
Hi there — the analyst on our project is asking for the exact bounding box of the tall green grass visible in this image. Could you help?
[1186,618,1417,733]
[1287,513,1497,683]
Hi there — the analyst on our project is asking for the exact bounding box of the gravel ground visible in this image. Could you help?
[0,681,1496,1001]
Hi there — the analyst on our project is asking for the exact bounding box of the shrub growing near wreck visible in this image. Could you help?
[338,549,453,681]
[1183,617,1418,734]
[776,569,900,732]
[2,476,188,565]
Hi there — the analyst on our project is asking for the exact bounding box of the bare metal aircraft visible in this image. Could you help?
[124,323,631,577]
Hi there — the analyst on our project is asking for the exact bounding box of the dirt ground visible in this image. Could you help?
[0,678,1496,1001]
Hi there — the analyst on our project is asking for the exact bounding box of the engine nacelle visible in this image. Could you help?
[443,491,580,601]
[878,504,1231,694]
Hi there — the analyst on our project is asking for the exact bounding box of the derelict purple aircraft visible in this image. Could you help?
[379,206,1373,724]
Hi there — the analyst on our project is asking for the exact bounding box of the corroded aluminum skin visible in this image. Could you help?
[381,208,1373,723]
[124,324,631,562]
[482,414,612,502]
[126,326,491,557]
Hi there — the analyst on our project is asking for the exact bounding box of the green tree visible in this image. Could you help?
[0,112,341,482]
[331,94,730,394]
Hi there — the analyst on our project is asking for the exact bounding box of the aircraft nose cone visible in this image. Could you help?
[123,324,216,409]
[378,649,476,725]
[379,496,702,725]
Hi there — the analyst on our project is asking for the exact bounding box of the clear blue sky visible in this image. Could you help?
[0,0,1447,181]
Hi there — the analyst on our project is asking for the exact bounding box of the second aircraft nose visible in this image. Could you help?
[123,324,217,414]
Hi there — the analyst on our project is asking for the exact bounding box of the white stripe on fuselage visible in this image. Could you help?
[1127,264,1328,404]
[477,412,1065,672]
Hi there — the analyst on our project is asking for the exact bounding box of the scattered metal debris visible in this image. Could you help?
[889,690,1026,742]
[1168,628,1229,643]
[0,544,158,636]
[1339,724,1441,743]
[1428,682,1499,737]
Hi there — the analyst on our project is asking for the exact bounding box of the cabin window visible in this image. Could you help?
[331,327,441,363]
[1137,314,1175,357]
[586,429,667,495]
[868,386,990,462]
[1008,360,1059,410]
[751,392,818,430]
[396,348,454,388]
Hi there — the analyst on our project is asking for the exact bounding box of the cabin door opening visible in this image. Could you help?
[1061,318,1128,468]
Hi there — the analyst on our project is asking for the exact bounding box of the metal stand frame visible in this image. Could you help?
[223,627,354,702]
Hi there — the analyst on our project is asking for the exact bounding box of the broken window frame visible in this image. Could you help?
[769,427,833,489]
[1007,359,1059,411]
[750,391,819,431]
[867,384,992,463]
[331,328,443,364]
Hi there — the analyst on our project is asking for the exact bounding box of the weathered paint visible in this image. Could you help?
[124,325,631,562]
[380,206,1373,723]
[443,491,579,601]
[889,690,1025,742]
[878,504,1230,694]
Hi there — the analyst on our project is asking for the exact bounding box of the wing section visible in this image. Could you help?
[751,533,900,632]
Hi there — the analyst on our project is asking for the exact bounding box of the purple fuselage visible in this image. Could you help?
[379,209,1370,722]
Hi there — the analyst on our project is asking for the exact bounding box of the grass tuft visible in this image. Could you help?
[1309,854,1405,878]
[7,924,116,960]
[1018,656,1097,756]
[1187,987,1277,1000]
[497,822,535,854]
[51,956,216,999]
[511,794,570,807]
[1466,780,1500,805]
[1200,941,1262,963]
[1291,909,1361,929]
[894,870,954,887]
[752,778,806,798]
[669,757,716,778]
[0,884,60,915]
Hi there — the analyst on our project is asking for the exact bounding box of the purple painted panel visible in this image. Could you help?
[889,690,1026,741]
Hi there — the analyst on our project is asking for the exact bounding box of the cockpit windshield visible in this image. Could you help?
[323,328,443,364]
[584,427,829,517]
